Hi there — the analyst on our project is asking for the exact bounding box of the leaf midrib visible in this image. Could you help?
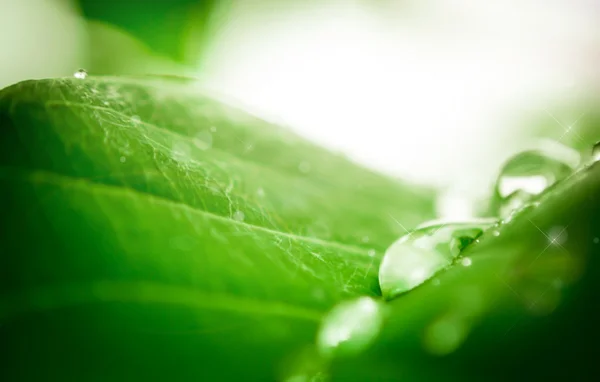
[0,165,374,260]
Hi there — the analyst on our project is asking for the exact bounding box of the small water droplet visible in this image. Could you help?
[103,101,110,106]
[592,141,600,161]
[492,230,500,237]
[299,161,311,174]
[493,148,577,216]
[232,210,245,222]
[461,257,472,267]
[210,126,217,133]
[119,156,126,163]
[361,236,370,243]
[431,278,441,286]
[256,187,265,197]
[367,249,376,257]
[316,297,383,358]
[193,131,213,150]
[73,69,88,79]
[594,237,599,244]
[379,220,493,300]
[131,115,141,124]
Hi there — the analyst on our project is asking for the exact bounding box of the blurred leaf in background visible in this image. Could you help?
[0,0,88,88]
[79,0,219,63]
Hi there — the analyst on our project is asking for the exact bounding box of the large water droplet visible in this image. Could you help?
[73,69,88,79]
[592,141,600,161]
[379,220,495,300]
[316,297,383,358]
[493,147,577,217]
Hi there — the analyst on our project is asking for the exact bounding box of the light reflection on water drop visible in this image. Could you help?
[379,220,495,300]
[316,297,383,358]
[592,141,600,161]
[73,68,87,79]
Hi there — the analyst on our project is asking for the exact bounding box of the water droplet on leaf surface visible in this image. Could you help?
[592,141,600,161]
[316,297,383,358]
[73,69,88,79]
[379,220,495,300]
[493,148,577,217]
[232,210,245,222]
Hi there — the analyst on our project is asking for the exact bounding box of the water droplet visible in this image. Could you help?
[594,237,599,244]
[119,156,126,163]
[431,278,441,286]
[592,141,600,161]
[379,220,493,300]
[210,126,217,133]
[131,115,141,124]
[367,249,376,257]
[256,187,265,197]
[493,148,577,216]
[232,210,245,222]
[492,230,500,237]
[361,236,370,243]
[299,161,311,174]
[498,189,533,218]
[73,69,88,79]
[461,257,472,267]
[193,131,213,150]
[316,297,383,358]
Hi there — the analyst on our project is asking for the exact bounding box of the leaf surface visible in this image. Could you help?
[0,76,434,381]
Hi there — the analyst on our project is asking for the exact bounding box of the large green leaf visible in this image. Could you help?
[0,76,434,381]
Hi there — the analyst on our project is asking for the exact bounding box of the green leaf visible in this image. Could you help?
[331,162,600,381]
[0,76,434,381]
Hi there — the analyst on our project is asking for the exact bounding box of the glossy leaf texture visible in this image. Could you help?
[0,76,435,381]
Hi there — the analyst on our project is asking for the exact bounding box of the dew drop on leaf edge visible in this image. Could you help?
[592,141,600,162]
[379,220,495,300]
[73,69,88,79]
[316,297,383,358]
[493,146,576,217]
